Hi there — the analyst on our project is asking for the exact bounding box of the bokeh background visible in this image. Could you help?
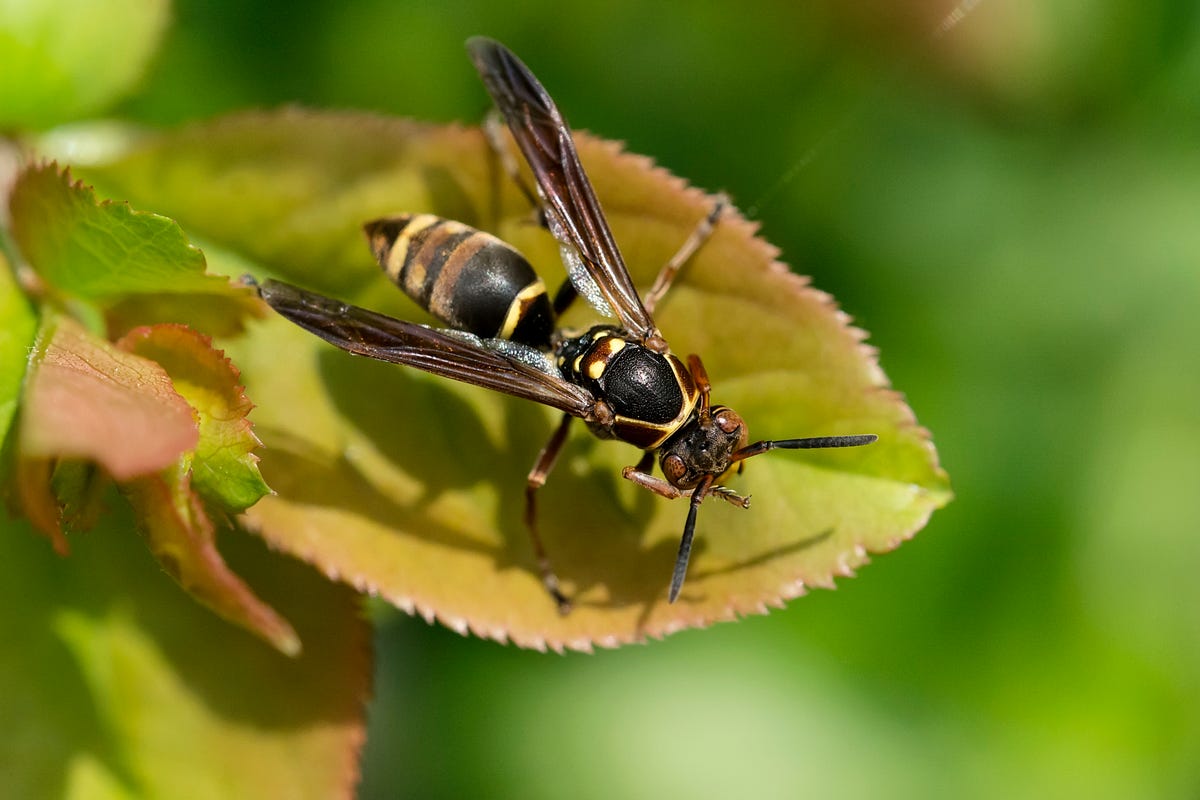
[101,0,1200,796]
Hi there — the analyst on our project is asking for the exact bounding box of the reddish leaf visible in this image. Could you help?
[10,458,67,554]
[121,464,300,656]
[118,324,270,513]
[18,314,198,480]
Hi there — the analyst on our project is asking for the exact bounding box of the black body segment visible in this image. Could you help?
[365,214,555,348]
[601,347,686,424]
[556,326,699,449]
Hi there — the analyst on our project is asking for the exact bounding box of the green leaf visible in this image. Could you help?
[0,250,38,452]
[82,110,951,650]
[8,163,240,302]
[118,324,270,514]
[0,509,369,798]
[0,0,169,129]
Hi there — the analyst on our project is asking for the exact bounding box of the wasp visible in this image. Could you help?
[256,37,877,612]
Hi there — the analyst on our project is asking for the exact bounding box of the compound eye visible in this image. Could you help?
[713,407,743,434]
[662,454,687,485]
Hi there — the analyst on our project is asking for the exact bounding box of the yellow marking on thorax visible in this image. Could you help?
[584,336,627,380]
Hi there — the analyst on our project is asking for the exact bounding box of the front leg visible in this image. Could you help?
[622,450,681,499]
[623,460,750,509]
[710,484,751,509]
[621,465,685,500]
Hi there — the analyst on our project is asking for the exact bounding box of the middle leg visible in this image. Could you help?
[524,412,575,613]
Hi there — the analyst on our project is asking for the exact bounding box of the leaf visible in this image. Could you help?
[18,314,199,481]
[0,510,369,798]
[0,250,38,455]
[6,158,283,650]
[80,110,951,650]
[120,463,299,657]
[107,324,284,654]
[10,312,197,552]
[80,110,498,298]
[12,312,285,655]
[118,324,270,514]
[49,460,109,533]
[105,289,268,339]
[7,163,243,303]
[10,457,67,555]
[0,0,169,129]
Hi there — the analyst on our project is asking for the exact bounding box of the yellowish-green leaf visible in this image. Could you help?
[105,289,267,339]
[81,111,496,298]
[83,110,951,650]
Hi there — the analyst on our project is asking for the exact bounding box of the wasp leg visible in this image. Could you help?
[525,412,575,614]
[643,195,727,316]
[485,111,579,319]
[711,484,751,509]
[687,353,714,416]
[622,468,749,509]
[484,111,543,215]
[551,279,579,318]
[621,465,684,500]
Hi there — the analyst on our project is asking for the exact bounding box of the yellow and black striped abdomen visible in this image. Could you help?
[364,214,555,348]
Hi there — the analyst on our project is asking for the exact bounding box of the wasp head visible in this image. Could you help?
[658,404,749,489]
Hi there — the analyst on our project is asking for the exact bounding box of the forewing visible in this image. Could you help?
[467,37,657,340]
[257,280,595,417]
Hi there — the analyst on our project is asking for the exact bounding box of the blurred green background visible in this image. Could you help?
[76,0,1200,796]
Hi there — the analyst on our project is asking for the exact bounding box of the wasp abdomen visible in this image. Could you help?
[365,214,555,348]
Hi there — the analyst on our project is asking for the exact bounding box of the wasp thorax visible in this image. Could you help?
[658,404,748,489]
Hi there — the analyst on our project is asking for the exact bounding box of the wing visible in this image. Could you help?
[258,279,596,418]
[467,37,660,344]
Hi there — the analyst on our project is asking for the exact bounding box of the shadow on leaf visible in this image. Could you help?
[319,349,505,505]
